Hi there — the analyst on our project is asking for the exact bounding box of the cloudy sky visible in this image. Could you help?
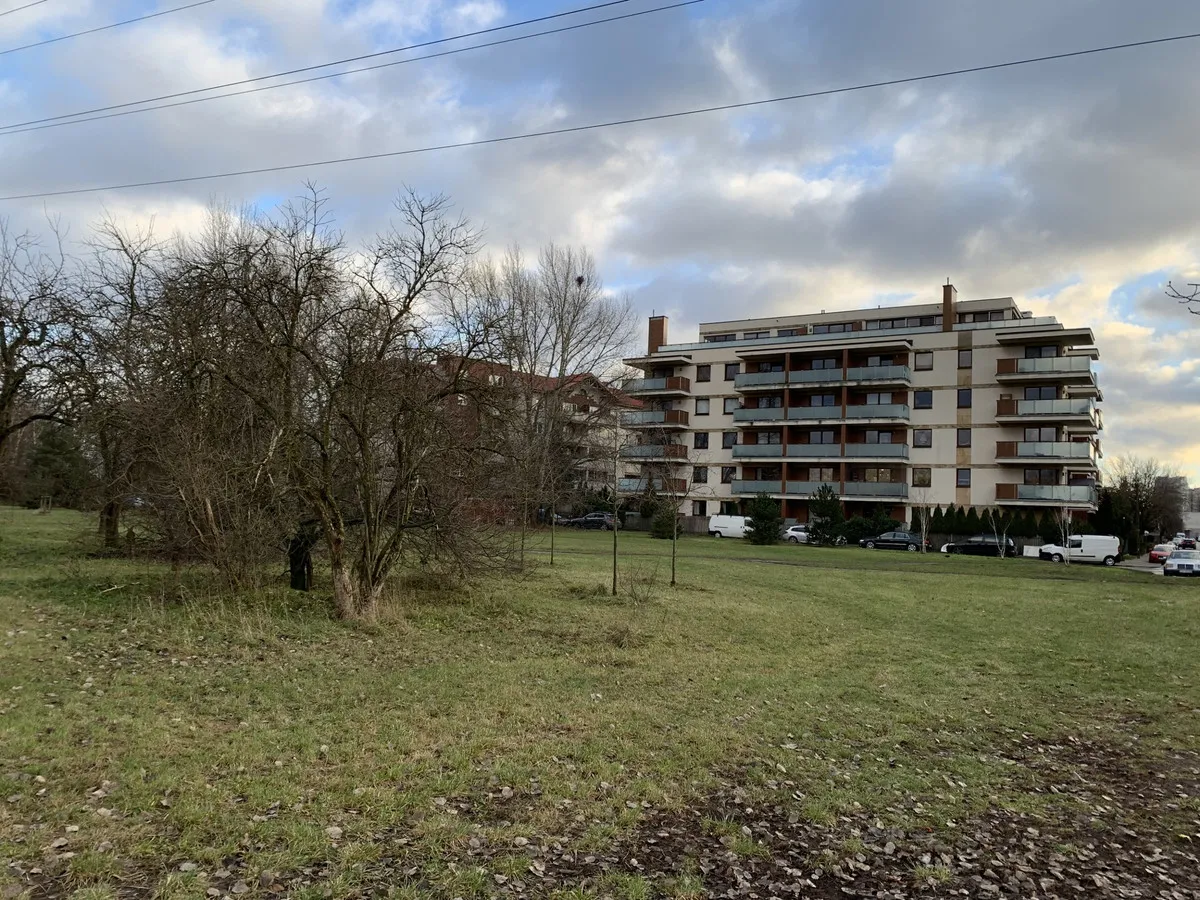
[1,0,1198,478]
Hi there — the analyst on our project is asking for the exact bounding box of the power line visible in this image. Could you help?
[5,28,1199,202]
[0,0,216,56]
[0,0,703,137]
[0,0,49,19]
[0,0,636,131]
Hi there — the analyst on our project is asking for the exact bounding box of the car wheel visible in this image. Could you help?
[788,536,799,544]
[865,541,875,549]
[906,543,917,552]
[1051,553,1064,563]
[1102,556,1116,567]
[713,532,723,538]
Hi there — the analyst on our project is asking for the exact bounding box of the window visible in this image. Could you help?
[692,466,708,484]
[858,468,893,483]
[957,389,972,409]
[915,390,933,409]
[744,331,770,340]
[1024,426,1057,442]
[722,432,738,449]
[706,333,736,343]
[810,430,837,444]
[1025,385,1057,401]
[693,432,709,450]
[808,467,835,481]
[914,352,934,371]
[958,349,973,368]
[812,394,839,407]
[913,467,932,488]
[758,466,782,480]
[692,500,707,517]
[723,397,740,414]
[812,322,851,334]
[724,363,740,381]
[761,431,782,445]
[956,468,971,487]
[1024,468,1060,485]
[957,428,972,448]
[757,361,783,373]
[1068,536,1083,550]
[865,430,893,444]
[866,355,893,368]
[756,395,783,409]
[720,501,739,515]
[914,428,932,448]
[721,466,737,485]
[865,392,893,405]
[989,310,1006,321]
[811,357,840,370]
[695,398,710,415]
[777,328,799,337]
[696,364,711,382]
[1026,345,1059,359]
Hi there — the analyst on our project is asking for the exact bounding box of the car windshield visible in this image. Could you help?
[1154,544,1174,552]
[1170,550,1200,560]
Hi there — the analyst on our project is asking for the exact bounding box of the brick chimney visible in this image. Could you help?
[942,282,957,332]
[648,315,668,354]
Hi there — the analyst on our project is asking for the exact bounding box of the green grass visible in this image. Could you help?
[1,508,1198,897]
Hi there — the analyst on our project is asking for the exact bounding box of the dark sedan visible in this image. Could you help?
[564,512,619,530]
[859,530,929,552]
[942,534,1017,557]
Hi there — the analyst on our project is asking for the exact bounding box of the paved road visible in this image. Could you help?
[1119,556,1163,575]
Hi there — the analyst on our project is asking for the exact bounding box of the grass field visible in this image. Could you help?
[1,509,1198,899]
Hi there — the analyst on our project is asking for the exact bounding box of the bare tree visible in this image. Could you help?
[983,507,1013,558]
[1165,280,1200,315]
[1055,506,1074,565]
[911,486,935,553]
[1106,455,1184,550]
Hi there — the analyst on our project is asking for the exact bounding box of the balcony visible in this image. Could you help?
[618,477,688,494]
[783,444,842,459]
[994,441,1097,465]
[620,409,689,429]
[731,479,783,495]
[733,406,787,423]
[845,365,911,384]
[784,481,840,497]
[845,443,910,459]
[732,444,785,459]
[619,443,689,461]
[997,356,1095,381]
[996,399,1098,430]
[622,376,691,396]
[735,371,788,390]
[996,484,1098,506]
[789,369,845,385]
[843,482,909,499]
[845,403,910,420]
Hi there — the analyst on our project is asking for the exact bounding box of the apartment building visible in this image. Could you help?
[620,284,1102,524]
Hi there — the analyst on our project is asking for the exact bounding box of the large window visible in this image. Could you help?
[914,352,934,371]
[757,361,783,373]
[1024,426,1057,441]
[866,355,893,368]
[1025,385,1057,401]
[811,357,840,370]
[810,430,837,444]
[777,328,799,337]
[958,349,973,369]
[913,467,932,487]
[695,398,710,415]
[696,364,711,382]
[744,331,770,340]
[724,362,740,381]
[1025,345,1060,359]
[692,500,707,517]
[915,390,933,409]
[865,392,893,406]
[693,466,708,484]
[706,333,735,343]
[957,428,972,448]
[858,468,893,483]
[811,322,851,335]
[723,397,740,414]
[865,430,893,444]
[957,388,972,409]
[811,394,839,407]
[693,432,709,450]
[808,467,835,482]
[956,468,971,487]
[721,466,737,485]
[722,432,738,449]
[756,395,783,409]
[914,428,932,447]
[1024,468,1060,485]
[720,501,738,515]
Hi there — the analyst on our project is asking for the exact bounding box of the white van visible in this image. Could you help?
[708,515,748,538]
[1038,535,1122,566]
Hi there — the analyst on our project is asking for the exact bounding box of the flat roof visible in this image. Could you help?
[698,296,1018,333]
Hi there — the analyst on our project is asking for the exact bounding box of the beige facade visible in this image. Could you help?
[621,285,1101,524]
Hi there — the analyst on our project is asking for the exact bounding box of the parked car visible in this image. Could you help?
[708,514,748,538]
[942,534,1016,557]
[1039,535,1122,566]
[859,530,929,552]
[1178,538,1197,550]
[1164,549,1200,577]
[784,525,810,544]
[565,512,619,530]
[1148,543,1175,564]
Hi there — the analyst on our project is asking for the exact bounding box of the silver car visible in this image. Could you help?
[1164,549,1200,577]
[784,525,810,544]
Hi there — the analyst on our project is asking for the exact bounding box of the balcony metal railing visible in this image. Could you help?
[734,371,788,389]
[620,409,690,427]
[845,403,910,419]
[618,477,687,494]
[845,365,912,383]
[730,479,783,495]
[622,376,691,394]
[843,482,909,498]
[789,369,845,384]
[845,443,910,458]
[619,443,689,460]
[995,441,1095,461]
[997,356,1094,377]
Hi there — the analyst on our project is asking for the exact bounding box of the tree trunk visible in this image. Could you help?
[331,563,358,620]
[99,500,121,549]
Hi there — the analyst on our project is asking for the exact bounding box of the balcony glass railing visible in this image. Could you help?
[783,444,841,458]
[784,481,840,496]
[734,371,788,389]
[619,444,688,460]
[622,376,691,394]
[733,407,786,422]
[1007,441,1095,460]
[1015,399,1095,418]
[845,443,910,458]
[620,409,689,427]
[845,404,910,419]
[843,482,909,498]
[784,406,842,419]
[1011,356,1094,376]
[731,444,785,458]
[845,365,912,383]
[1016,484,1098,504]
[731,479,783,495]
[618,477,685,493]
[789,369,845,384]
